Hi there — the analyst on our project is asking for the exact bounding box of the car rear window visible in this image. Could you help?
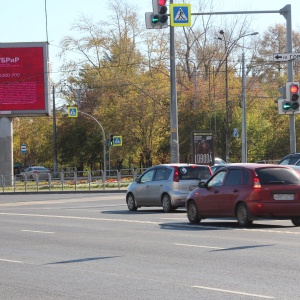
[256,168,300,185]
[178,166,211,180]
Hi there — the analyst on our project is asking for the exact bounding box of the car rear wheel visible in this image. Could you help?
[291,217,300,226]
[162,194,173,213]
[127,193,137,211]
[236,203,253,227]
[187,201,201,224]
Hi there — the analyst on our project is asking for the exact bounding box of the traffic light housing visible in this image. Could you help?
[110,134,114,146]
[276,86,286,114]
[282,82,300,114]
[145,0,168,29]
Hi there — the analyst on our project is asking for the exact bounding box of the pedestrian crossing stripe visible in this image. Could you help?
[170,4,191,27]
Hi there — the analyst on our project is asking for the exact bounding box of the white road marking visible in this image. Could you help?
[0,258,23,264]
[0,212,159,224]
[0,212,300,235]
[21,230,55,234]
[0,197,122,207]
[174,243,224,250]
[192,285,275,299]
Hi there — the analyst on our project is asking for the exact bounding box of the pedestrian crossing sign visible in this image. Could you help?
[68,107,78,118]
[113,136,122,146]
[170,4,191,27]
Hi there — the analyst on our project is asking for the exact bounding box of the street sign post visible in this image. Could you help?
[273,52,300,62]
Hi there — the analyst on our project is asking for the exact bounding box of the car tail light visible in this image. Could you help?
[253,176,261,189]
[33,171,39,174]
[173,166,179,182]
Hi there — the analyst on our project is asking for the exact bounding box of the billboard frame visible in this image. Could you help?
[0,42,50,117]
[191,131,214,166]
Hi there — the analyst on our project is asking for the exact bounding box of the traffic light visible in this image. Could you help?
[282,82,300,114]
[145,0,168,29]
[110,134,114,146]
[276,86,286,114]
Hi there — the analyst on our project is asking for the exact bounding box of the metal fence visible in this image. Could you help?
[0,168,147,193]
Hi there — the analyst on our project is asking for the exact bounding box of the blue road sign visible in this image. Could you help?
[113,136,122,146]
[68,107,78,118]
[21,144,27,154]
[233,128,238,138]
[170,4,191,27]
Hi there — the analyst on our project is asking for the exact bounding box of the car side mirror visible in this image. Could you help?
[198,181,206,188]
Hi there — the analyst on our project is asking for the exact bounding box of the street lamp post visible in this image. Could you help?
[218,30,229,162]
[241,51,247,163]
[52,85,58,177]
[79,111,107,182]
[217,31,258,163]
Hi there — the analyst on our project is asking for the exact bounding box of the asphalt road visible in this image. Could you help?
[0,193,300,299]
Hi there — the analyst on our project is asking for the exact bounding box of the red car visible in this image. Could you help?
[186,163,300,227]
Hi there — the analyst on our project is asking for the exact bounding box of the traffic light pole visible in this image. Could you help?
[169,0,179,163]
[193,5,294,155]
[284,6,296,153]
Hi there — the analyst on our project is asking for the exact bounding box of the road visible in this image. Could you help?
[0,193,299,299]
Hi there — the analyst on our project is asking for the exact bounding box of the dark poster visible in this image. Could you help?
[191,131,214,166]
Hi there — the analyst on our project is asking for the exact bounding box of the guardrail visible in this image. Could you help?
[0,168,147,193]
[256,160,280,164]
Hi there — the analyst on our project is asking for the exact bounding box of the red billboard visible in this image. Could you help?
[0,42,50,116]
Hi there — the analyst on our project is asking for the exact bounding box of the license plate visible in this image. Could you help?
[189,185,198,191]
[273,194,295,200]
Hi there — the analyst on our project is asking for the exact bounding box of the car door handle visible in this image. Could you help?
[233,189,239,193]
[214,190,219,193]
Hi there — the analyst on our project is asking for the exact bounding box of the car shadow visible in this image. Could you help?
[45,256,120,265]
[159,220,294,231]
[102,209,186,215]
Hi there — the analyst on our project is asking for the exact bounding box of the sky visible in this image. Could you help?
[1,0,299,88]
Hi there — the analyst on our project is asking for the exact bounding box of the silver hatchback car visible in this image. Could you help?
[126,163,212,212]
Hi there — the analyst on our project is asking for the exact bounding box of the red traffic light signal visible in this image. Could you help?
[158,0,167,6]
[290,84,299,94]
[290,84,299,102]
[283,82,300,113]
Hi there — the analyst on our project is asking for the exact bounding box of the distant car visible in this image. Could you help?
[126,163,213,212]
[20,166,50,181]
[211,163,231,174]
[214,157,226,164]
[278,153,300,165]
[186,163,300,227]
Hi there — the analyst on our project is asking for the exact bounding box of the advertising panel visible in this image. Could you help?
[191,131,214,166]
[0,42,50,116]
